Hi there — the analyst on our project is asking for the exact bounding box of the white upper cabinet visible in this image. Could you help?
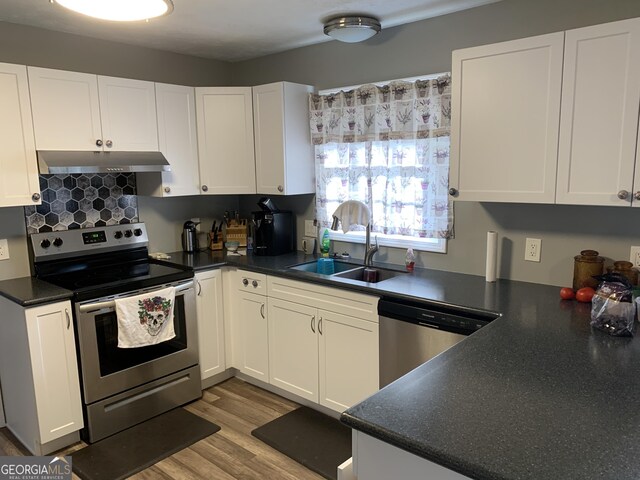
[0,62,40,207]
[556,18,640,206]
[450,32,564,203]
[28,67,158,152]
[137,83,200,197]
[253,82,315,195]
[97,76,158,151]
[196,87,256,194]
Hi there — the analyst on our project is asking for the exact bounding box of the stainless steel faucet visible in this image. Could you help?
[364,224,379,267]
[331,215,378,267]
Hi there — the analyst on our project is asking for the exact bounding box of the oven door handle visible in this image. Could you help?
[78,281,194,313]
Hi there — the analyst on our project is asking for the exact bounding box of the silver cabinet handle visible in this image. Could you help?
[105,139,113,148]
[318,317,323,335]
[311,315,316,333]
[252,280,258,288]
[32,193,40,202]
[448,187,458,197]
[242,278,249,286]
[277,185,284,192]
[634,191,640,201]
[196,279,202,296]
[65,308,70,330]
[164,186,171,193]
[618,190,629,200]
[96,139,103,147]
[260,303,265,319]
[202,185,209,192]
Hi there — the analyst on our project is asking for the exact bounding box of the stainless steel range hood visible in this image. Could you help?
[37,151,171,174]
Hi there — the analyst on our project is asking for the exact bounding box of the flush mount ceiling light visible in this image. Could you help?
[323,16,381,43]
[53,0,173,22]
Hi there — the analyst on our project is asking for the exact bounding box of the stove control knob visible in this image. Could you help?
[40,239,51,249]
[114,231,123,239]
[53,237,63,247]
[133,228,143,237]
[124,230,133,238]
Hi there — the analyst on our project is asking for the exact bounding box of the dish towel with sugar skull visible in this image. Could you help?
[115,286,176,348]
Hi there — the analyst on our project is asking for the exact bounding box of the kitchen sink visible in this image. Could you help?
[287,260,407,284]
[287,260,362,274]
[333,266,407,283]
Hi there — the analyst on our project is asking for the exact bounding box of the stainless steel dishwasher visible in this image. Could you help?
[379,297,497,387]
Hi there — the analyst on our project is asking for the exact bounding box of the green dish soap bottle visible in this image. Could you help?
[321,229,331,257]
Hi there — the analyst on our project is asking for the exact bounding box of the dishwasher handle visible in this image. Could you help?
[378,298,495,335]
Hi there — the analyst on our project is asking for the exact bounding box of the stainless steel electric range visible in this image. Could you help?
[29,223,202,443]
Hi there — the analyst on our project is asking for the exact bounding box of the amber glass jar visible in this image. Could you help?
[607,260,638,286]
[573,250,604,290]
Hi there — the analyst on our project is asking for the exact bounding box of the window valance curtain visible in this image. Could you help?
[309,76,451,144]
[309,76,454,240]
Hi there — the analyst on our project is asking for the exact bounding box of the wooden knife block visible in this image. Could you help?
[224,220,248,247]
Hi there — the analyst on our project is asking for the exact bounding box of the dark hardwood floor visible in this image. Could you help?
[0,378,325,480]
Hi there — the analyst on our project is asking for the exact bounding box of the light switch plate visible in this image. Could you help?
[305,220,316,237]
[0,239,10,260]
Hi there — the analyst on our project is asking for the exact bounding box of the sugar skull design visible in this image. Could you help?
[138,296,172,336]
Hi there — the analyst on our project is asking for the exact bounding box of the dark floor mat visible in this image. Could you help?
[72,408,220,480]
[251,407,351,480]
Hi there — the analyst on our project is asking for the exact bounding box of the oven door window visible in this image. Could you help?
[94,295,188,377]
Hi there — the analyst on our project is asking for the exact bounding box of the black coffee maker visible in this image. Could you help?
[252,198,294,256]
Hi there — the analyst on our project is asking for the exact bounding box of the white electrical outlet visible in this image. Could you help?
[304,220,316,237]
[0,239,10,260]
[524,238,541,262]
[630,246,640,267]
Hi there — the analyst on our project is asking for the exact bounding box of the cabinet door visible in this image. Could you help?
[195,270,225,381]
[0,63,40,207]
[25,301,83,444]
[318,310,378,412]
[236,291,269,381]
[196,87,256,194]
[557,18,640,206]
[253,82,314,196]
[97,75,159,151]
[450,33,564,203]
[268,298,318,402]
[27,66,103,151]
[138,83,200,197]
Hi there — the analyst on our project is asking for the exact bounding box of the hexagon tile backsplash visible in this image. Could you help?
[24,174,138,234]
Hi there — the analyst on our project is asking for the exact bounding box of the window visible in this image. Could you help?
[310,75,453,253]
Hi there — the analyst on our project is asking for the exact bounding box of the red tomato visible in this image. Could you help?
[576,287,595,303]
[559,287,575,300]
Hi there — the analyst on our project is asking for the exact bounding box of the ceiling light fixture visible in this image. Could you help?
[323,16,381,43]
[53,0,173,22]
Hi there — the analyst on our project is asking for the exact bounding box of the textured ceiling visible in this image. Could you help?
[0,0,500,62]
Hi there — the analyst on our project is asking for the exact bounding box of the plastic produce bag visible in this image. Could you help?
[590,273,635,337]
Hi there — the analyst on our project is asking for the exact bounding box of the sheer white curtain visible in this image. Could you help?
[309,76,454,239]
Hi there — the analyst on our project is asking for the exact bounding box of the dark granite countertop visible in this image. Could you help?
[0,249,625,478]
[0,276,73,306]
[161,249,638,480]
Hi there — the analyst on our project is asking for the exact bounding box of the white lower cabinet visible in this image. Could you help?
[0,298,83,455]
[267,276,379,413]
[195,269,226,382]
[318,310,379,412]
[268,298,319,401]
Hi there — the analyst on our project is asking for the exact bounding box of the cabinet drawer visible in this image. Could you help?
[235,270,267,295]
[268,276,378,322]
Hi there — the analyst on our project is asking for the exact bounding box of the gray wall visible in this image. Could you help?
[2,0,640,286]
[231,0,640,286]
